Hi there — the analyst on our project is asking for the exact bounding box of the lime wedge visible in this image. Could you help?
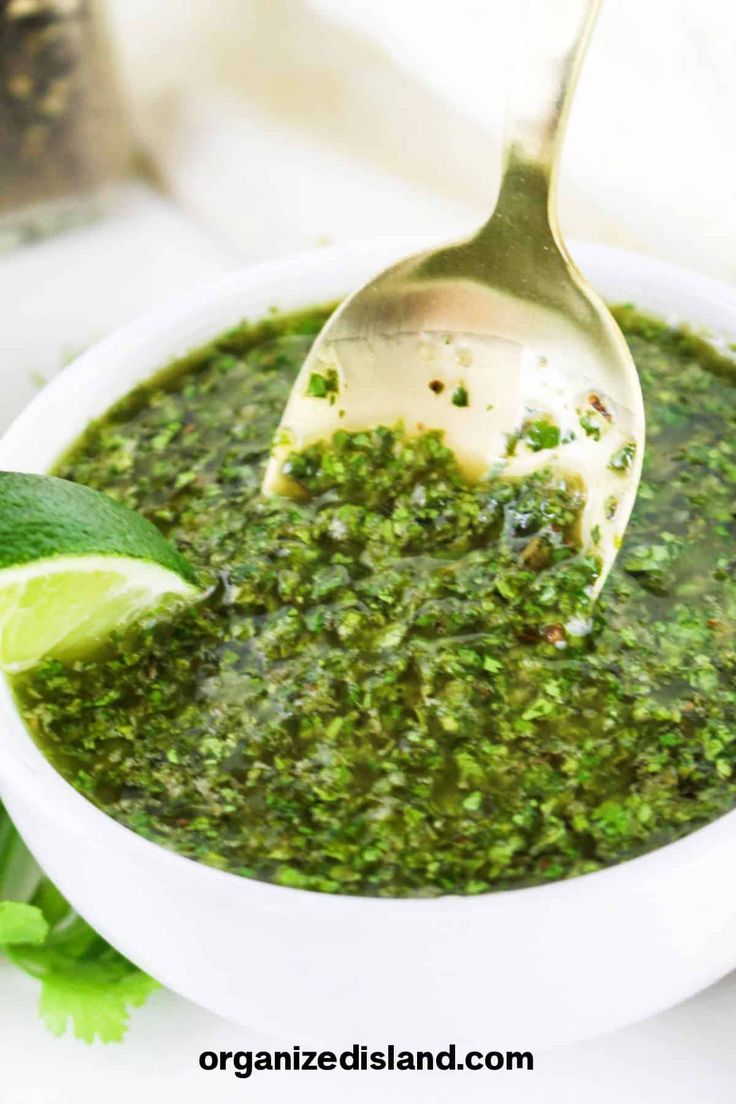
[0,473,199,672]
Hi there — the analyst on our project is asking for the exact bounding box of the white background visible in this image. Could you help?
[2,1,736,1098]
[4,951,736,1103]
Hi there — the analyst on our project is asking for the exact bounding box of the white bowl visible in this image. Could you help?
[1,239,736,1050]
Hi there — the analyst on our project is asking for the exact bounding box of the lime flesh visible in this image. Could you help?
[0,554,197,672]
[0,473,198,672]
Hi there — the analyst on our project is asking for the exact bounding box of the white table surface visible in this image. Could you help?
[2,183,736,1104]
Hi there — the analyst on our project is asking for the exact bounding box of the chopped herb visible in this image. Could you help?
[522,417,561,452]
[579,414,601,441]
[14,304,736,900]
[608,441,636,472]
[306,368,339,400]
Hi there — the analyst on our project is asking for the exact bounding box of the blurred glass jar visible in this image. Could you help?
[0,0,130,249]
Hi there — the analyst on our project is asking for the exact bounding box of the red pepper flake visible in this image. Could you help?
[588,393,612,420]
[543,624,566,645]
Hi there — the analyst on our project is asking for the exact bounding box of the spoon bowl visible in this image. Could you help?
[264,0,644,590]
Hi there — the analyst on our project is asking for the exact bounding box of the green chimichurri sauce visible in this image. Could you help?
[14,306,736,896]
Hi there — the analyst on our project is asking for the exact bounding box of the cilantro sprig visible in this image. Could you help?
[0,802,157,1042]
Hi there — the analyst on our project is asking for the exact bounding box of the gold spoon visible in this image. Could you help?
[263,0,644,592]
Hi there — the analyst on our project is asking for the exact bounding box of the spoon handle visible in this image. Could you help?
[477,0,600,256]
[418,0,603,299]
[503,0,600,179]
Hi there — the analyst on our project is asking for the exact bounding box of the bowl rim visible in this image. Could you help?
[2,235,736,920]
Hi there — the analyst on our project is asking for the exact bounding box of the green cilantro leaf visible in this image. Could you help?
[0,803,157,1043]
[0,901,48,945]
